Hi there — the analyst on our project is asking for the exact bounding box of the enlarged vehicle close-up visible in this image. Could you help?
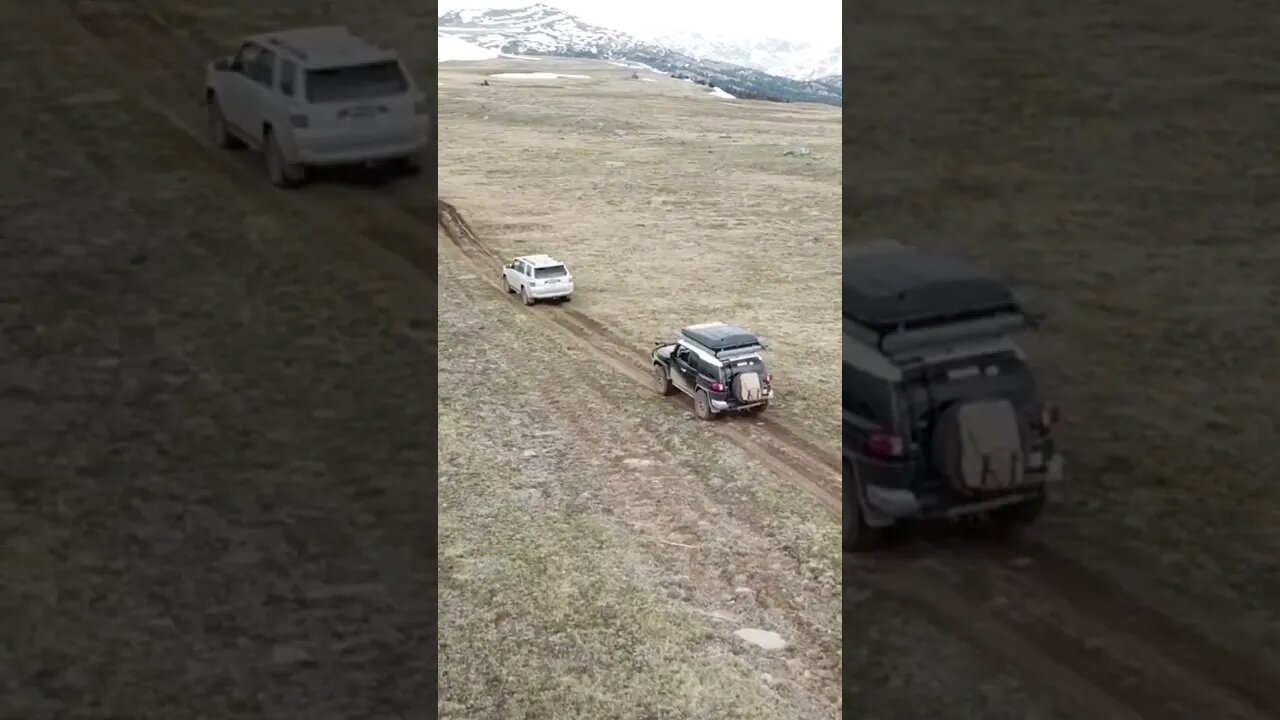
[842,243,1064,551]
[652,322,774,420]
[500,254,574,305]
[204,26,429,187]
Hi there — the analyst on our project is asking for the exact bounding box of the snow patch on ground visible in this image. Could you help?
[734,628,787,650]
[500,54,539,61]
[639,78,656,82]
[438,34,498,62]
[709,87,736,99]
[489,72,591,80]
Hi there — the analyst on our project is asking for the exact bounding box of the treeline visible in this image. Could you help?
[666,72,793,103]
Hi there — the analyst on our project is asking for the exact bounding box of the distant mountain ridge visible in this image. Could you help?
[648,31,841,82]
[437,4,842,106]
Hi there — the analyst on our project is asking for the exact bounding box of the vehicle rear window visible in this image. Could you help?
[902,350,1035,431]
[304,61,409,103]
[534,265,568,279]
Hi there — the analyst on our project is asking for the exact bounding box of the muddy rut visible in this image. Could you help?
[438,200,843,517]
[51,0,1280,716]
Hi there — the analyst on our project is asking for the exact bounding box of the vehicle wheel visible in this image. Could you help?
[264,130,303,188]
[207,98,240,150]
[502,274,514,294]
[561,294,571,303]
[693,390,715,420]
[653,365,673,396]
[844,462,886,552]
[520,286,534,306]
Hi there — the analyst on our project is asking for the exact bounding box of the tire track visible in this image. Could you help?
[446,193,1272,718]
[55,2,1280,716]
[69,0,842,516]
[858,535,1280,719]
[59,0,436,282]
[439,202,843,517]
[85,0,842,503]
[434,200,841,475]
[440,236,844,699]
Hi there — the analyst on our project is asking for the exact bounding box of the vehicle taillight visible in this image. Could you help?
[765,373,773,384]
[867,432,905,459]
[710,382,725,392]
[1040,403,1060,429]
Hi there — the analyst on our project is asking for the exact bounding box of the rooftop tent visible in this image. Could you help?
[842,245,1022,332]
[680,323,760,353]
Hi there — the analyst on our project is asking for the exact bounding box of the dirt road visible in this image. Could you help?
[2,3,435,717]
[845,1,1280,717]
[15,0,1279,717]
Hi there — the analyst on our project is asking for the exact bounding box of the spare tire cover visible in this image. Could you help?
[732,372,763,403]
[931,398,1025,494]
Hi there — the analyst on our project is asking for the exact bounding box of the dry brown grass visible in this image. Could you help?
[2,4,436,717]
[439,57,842,455]
[438,240,841,719]
[845,0,1280,672]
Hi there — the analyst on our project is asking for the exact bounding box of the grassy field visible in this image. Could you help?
[2,4,436,716]
[438,57,842,455]
[845,0,1280,670]
[438,241,841,718]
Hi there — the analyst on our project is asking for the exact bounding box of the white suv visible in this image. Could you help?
[501,255,575,305]
[204,26,429,187]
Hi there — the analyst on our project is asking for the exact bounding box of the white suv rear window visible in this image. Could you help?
[305,61,409,103]
[534,265,568,279]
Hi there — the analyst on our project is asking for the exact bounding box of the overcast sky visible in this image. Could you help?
[437,1,842,47]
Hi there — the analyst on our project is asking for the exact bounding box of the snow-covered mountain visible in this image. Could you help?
[437,4,841,106]
[647,32,841,82]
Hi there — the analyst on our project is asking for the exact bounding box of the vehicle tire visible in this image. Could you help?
[520,286,534,306]
[653,365,673,396]
[561,294,571,303]
[264,130,302,188]
[693,390,714,420]
[502,274,514,294]
[207,97,240,150]
[844,461,886,552]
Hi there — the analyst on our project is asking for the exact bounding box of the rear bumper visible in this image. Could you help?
[862,454,1064,523]
[709,388,773,412]
[287,119,428,166]
[529,283,573,299]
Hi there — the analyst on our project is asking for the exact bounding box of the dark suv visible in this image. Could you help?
[842,243,1064,551]
[653,322,773,420]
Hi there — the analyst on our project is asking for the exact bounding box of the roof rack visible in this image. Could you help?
[679,323,761,355]
[266,36,308,60]
[846,307,1029,360]
[843,245,1032,358]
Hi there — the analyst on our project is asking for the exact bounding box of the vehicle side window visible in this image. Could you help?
[516,262,528,276]
[696,357,715,378]
[231,43,260,74]
[279,59,297,96]
[843,363,884,425]
[250,49,277,88]
[674,346,689,364]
